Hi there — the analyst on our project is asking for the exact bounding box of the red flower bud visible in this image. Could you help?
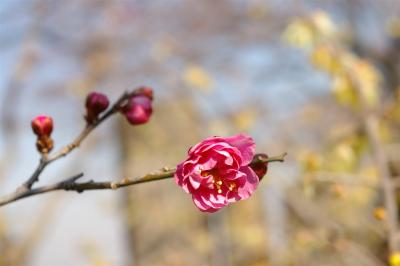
[251,162,268,180]
[123,95,153,125]
[85,92,109,123]
[31,115,53,137]
[250,154,269,180]
[31,115,54,153]
[136,86,153,100]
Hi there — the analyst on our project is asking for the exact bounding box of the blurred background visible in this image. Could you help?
[1,0,400,265]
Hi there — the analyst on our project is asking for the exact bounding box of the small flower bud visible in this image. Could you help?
[123,94,153,125]
[250,162,268,180]
[31,115,53,137]
[31,115,54,154]
[250,154,268,180]
[85,92,109,123]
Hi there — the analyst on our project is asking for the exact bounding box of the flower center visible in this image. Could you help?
[201,169,236,193]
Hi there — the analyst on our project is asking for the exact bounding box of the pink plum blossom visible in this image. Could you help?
[175,134,259,213]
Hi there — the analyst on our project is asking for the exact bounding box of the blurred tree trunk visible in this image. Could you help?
[117,94,213,266]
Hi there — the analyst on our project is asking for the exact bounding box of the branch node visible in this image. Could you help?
[110,182,118,190]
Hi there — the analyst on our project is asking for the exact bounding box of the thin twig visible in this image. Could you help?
[0,173,84,207]
[0,153,287,207]
[18,89,141,191]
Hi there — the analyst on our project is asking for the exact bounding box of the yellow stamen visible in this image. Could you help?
[218,189,222,194]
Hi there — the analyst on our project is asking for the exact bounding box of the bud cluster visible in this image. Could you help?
[30,87,154,154]
[84,87,154,125]
[31,115,54,154]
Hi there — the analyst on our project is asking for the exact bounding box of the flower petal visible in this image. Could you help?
[237,166,259,200]
[192,193,219,213]
[225,134,255,165]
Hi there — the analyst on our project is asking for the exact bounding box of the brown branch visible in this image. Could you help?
[0,153,287,207]
[18,89,144,191]
[1,87,287,208]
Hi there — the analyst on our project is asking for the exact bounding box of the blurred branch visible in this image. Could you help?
[351,70,400,253]
[0,153,286,207]
[285,187,384,265]
[308,172,378,188]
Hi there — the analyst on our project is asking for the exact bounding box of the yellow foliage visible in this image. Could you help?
[373,207,386,221]
[184,65,214,92]
[354,60,380,88]
[283,11,337,49]
[300,152,322,172]
[310,10,337,38]
[337,137,360,159]
[330,59,380,108]
[328,142,357,172]
[352,60,380,107]
[287,12,382,110]
[310,43,344,75]
[283,19,315,48]
[331,74,357,107]
[389,252,400,266]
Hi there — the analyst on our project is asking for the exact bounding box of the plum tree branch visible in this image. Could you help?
[20,89,144,191]
[1,87,286,208]
[0,153,287,207]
